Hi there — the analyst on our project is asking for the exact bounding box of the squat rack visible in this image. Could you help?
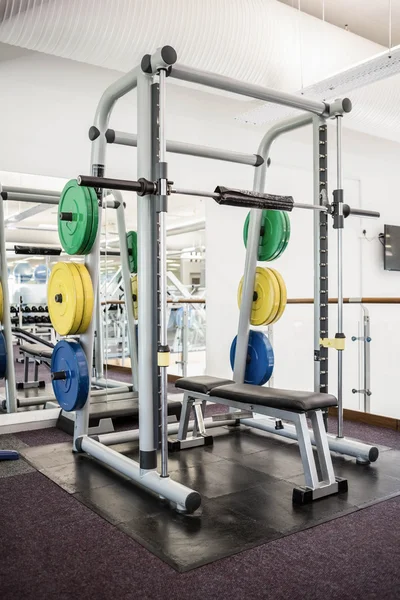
[101,102,380,463]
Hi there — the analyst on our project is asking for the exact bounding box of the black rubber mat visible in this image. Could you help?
[21,426,400,572]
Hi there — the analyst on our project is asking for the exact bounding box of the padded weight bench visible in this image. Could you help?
[172,376,347,504]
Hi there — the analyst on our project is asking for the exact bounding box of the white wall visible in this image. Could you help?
[206,125,400,419]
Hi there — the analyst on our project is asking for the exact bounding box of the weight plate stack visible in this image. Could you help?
[0,331,6,379]
[48,262,94,335]
[126,231,138,274]
[268,268,287,325]
[237,266,287,326]
[230,331,274,385]
[58,179,99,255]
[243,210,291,262]
[51,340,89,411]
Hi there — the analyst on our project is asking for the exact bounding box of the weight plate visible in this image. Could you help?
[58,179,94,255]
[266,212,284,262]
[74,263,94,333]
[0,331,7,379]
[272,211,291,261]
[237,267,280,326]
[268,211,288,261]
[230,331,274,385]
[48,262,84,336]
[80,185,99,255]
[131,275,138,319]
[126,231,138,274]
[268,268,287,325]
[0,281,3,323]
[51,340,89,412]
[243,210,286,262]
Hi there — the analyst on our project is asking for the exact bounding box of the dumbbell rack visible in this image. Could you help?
[14,301,53,357]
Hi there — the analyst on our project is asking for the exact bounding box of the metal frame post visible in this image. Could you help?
[114,194,139,391]
[233,114,313,383]
[73,65,141,447]
[154,66,170,478]
[336,115,344,438]
[136,70,158,471]
[0,192,18,412]
[362,306,371,412]
[313,116,329,425]
[94,282,104,380]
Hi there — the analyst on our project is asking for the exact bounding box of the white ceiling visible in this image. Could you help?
[278,0,400,47]
[2,0,400,250]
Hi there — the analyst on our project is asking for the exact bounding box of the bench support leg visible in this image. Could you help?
[169,393,214,451]
[293,409,348,504]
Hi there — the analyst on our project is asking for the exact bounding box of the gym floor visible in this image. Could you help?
[1,415,400,599]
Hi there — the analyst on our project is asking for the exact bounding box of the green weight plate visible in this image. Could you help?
[58,180,94,255]
[80,186,99,255]
[243,210,286,262]
[268,211,288,261]
[273,211,291,260]
[126,231,138,274]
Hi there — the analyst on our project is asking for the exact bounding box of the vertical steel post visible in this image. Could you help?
[336,115,344,438]
[115,196,139,391]
[313,117,329,400]
[0,194,17,412]
[94,282,104,380]
[363,306,371,412]
[182,304,189,377]
[137,70,158,471]
[155,67,169,478]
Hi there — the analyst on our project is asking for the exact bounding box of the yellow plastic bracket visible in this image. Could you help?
[158,352,170,367]
[320,337,345,351]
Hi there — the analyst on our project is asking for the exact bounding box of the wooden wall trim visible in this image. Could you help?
[329,407,400,431]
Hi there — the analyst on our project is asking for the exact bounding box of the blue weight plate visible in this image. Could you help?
[230,330,274,385]
[0,332,7,379]
[51,340,89,412]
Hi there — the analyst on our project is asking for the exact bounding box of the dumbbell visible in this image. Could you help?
[45,305,48,312]
[38,306,45,312]
[11,317,18,325]
[10,305,17,313]
[31,306,38,312]
[23,306,31,313]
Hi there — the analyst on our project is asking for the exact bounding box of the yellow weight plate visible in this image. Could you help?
[75,263,94,334]
[237,267,280,326]
[0,281,3,322]
[262,268,281,325]
[268,268,287,325]
[67,264,85,334]
[131,275,138,319]
[48,263,84,336]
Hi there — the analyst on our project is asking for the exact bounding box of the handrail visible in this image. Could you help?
[101,298,206,305]
[287,298,400,304]
[102,297,400,306]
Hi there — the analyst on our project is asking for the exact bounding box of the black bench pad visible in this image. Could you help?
[20,343,53,361]
[176,376,234,395]
[211,383,337,413]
